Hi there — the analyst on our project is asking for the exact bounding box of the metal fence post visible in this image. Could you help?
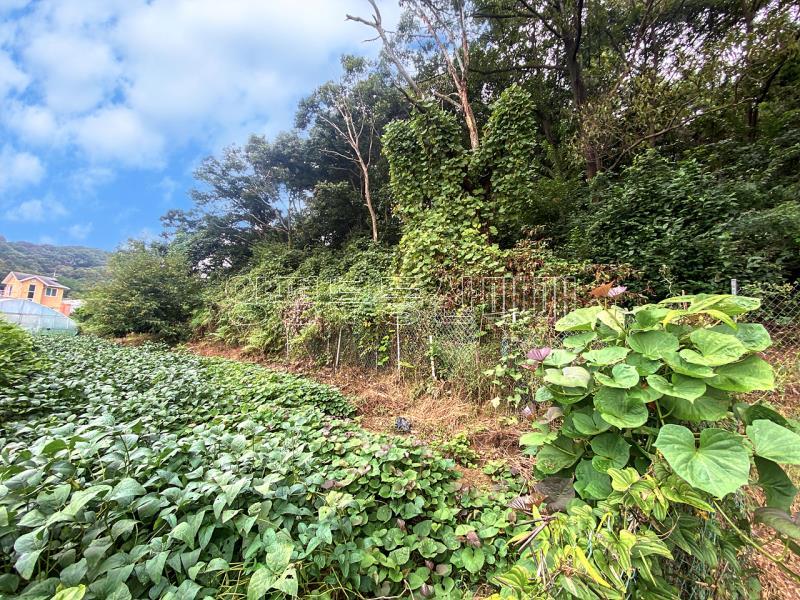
[730,279,738,295]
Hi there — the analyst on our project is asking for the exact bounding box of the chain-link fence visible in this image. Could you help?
[734,280,800,404]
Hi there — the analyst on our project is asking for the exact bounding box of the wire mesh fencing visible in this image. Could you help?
[735,281,800,403]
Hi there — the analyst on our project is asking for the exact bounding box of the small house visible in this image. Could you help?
[1,271,70,310]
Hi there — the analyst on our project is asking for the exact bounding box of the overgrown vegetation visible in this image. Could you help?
[0,336,524,599]
[491,293,800,598]
[42,1,800,597]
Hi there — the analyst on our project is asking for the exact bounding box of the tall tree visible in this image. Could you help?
[348,0,483,149]
[297,57,385,241]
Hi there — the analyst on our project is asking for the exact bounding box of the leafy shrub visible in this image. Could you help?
[0,337,523,599]
[492,294,800,598]
[76,241,203,343]
[0,320,41,388]
[576,151,800,295]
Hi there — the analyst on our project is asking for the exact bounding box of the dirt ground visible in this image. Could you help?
[186,340,800,599]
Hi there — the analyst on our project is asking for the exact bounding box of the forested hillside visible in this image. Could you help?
[0,236,108,295]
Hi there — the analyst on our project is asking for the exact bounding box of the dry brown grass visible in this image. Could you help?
[187,340,527,489]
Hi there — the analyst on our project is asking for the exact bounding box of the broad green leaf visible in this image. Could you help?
[646,374,706,401]
[109,478,147,503]
[597,307,626,332]
[741,403,788,427]
[542,349,577,367]
[660,294,760,316]
[590,433,631,472]
[632,305,671,330]
[627,331,679,360]
[535,436,583,475]
[59,485,111,520]
[754,508,800,540]
[608,468,640,492]
[654,425,749,498]
[571,410,612,436]
[582,346,629,366]
[247,566,278,600]
[52,586,86,600]
[661,351,715,379]
[574,460,612,500]
[145,551,169,584]
[519,423,557,450]
[594,363,639,389]
[755,457,798,511]
[626,353,661,376]
[747,420,800,464]
[659,390,730,422]
[543,366,591,389]
[593,387,649,429]
[711,323,772,352]
[461,547,485,574]
[555,306,603,332]
[707,355,774,392]
[15,549,42,579]
[679,330,747,367]
[563,332,597,350]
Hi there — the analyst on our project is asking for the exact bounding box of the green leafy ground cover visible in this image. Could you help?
[0,336,522,599]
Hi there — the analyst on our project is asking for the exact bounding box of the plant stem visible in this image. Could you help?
[713,501,800,584]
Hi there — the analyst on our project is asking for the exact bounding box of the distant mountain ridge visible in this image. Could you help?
[0,236,109,296]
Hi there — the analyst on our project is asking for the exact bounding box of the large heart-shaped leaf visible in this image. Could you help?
[582,346,629,366]
[626,353,661,376]
[631,306,671,330]
[654,425,749,498]
[555,306,603,332]
[590,433,630,472]
[658,389,730,422]
[571,410,612,436]
[593,387,649,428]
[707,355,774,392]
[563,332,597,350]
[594,363,639,389]
[627,331,679,359]
[747,419,800,464]
[542,349,578,367]
[711,323,772,352]
[679,330,747,367]
[755,457,798,511]
[754,508,800,541]
[646,374,706,401]
[574,460,612,500]
[535,436,583,475]
[661,351,715,379]
[544,367,591,389]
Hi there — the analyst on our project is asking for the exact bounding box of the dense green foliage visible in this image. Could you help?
[76,241,202,342]
[0,337,523,599]
[0,321,41,388]
[0,236,108,296]
[490,294,800,598]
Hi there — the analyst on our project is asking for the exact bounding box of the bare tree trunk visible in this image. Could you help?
[361,162,378,242]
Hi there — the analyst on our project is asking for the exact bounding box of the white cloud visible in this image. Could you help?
[4,196,67,222]
[66,222,92,240]
[70,106,165,167]
[3,101,59,144]
[23,32,121,113]
[0,145,44,190]
[0,50,29,97]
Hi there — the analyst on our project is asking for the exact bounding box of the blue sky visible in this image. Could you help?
[0,0,398,250]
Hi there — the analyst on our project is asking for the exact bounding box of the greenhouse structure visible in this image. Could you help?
[0,298,78,335]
